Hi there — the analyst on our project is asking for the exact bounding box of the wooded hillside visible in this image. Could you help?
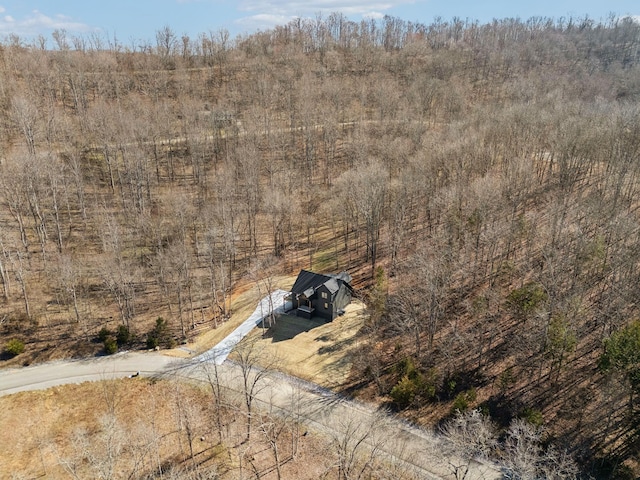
[1,13,640,477]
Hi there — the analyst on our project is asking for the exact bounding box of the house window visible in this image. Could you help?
[324,302,329,309]
[321,291,328,299]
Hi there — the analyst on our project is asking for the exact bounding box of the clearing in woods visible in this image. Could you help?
[168,274,366,390]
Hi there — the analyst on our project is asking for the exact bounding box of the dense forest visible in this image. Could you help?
[1,12,640,478]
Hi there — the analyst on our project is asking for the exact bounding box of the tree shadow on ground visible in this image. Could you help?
[317,336,357,355]
[260,314,327,342]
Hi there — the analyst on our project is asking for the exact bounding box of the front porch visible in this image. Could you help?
[297,304,315,319]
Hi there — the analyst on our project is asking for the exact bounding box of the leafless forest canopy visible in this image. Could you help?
[1,13,640,477]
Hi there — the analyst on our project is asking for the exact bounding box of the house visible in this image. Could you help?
[288,270,353,321]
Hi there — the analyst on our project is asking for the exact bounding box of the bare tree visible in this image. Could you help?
[155,240,193,339]
[389,288,423,358]
[335,161,388,275]
[439,409,497,480]
[329,411,392,480]
[503,419,579,480]
[0,156,31,250]
[54,252,84,331]
[197,354,231,444]
[8,249,31,320]
[263,184,297,258]
[156,25,177,58]
[43,153,67,253]
[258,412,289,480]
[0,237,12,301]
[410,246,453,352]
[12,96,38,155]
[201,223,232,325]
[59,413,125,480]
[234,338,278,442]
[172,381,205,465]
[61,148,88,224]
[250,255,280,330]
[98,211,138,328]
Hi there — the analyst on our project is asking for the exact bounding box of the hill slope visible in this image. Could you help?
[0,13,639,477]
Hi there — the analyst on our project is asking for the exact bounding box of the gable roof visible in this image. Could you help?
[291,270,351,297]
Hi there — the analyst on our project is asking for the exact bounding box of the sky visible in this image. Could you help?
[0,0,637,47]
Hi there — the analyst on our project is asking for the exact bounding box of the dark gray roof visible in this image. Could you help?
[291,270,331,295]
[291,270,351,297]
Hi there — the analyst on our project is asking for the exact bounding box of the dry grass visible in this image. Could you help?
[238,300,367,388]
[172,268,367,391]
[0,377,334,480]
[0,271,369,478]
[0,380,187,479]
[164,274,298,359]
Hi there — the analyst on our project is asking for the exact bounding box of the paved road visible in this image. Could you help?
[0,351,177,396]
[0,295,500,479]
[0,350,501,479]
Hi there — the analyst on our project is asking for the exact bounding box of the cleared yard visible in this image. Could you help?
[167,272,366,390]
[239,300,367,388]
